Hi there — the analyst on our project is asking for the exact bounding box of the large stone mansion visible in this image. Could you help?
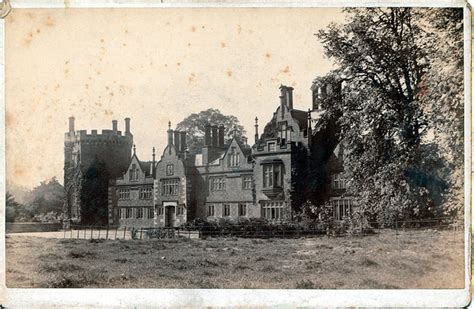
[64,79,352,227]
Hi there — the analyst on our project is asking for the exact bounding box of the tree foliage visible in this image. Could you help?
[80,158,110,225]
[6,192,19,222]
[6,177,65,222]
[316,8,463,223]
[176,108,247,154]
[418,8,464,217]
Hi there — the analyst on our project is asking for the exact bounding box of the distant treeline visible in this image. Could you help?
[6,177,65,223]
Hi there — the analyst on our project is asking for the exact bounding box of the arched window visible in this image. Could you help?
[228,147,240,167]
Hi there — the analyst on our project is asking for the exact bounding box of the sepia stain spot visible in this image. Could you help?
[100,39,104,43]
[201,25,205,29]
[122,43,127,47]
[221,42,226,48]
[281,66,290,74]
[191,26,196,32]
[44,16,55,27]
[265,53,271,59]
[36,28,41,34]
[187,42,191,47]
[188,73,196,84]
[5,112,14,127]
[14,165,26,179]
[237,24,242,34]
[176,62,181,67]
[64,69,69,74]
[226,69,232,77]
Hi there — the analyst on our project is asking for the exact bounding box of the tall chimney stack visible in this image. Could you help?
[287,87,294,110]
[152,147,156,177]
[204,125,211,147]
[254,117,259,144]
[211,126,218,147]
[112,120,118,132]
[167,121,173,146]
[174,131,180,150]
[218,125,225,147]
[280,95,286,118]
[180,131,186,152]
[124,117,131,133]
[68,116,75,132]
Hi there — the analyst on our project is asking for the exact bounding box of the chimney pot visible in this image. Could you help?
[112,120,118,132]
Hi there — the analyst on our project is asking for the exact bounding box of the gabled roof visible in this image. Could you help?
[290,109,308,131]
[128,153,153,177]
[222,136,250,159]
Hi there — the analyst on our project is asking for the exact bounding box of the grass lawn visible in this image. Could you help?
[5,229,464,289]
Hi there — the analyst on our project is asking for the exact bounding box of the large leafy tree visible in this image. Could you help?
[316,8,460,223]
[418,8,464,218]
[176,108,247,154]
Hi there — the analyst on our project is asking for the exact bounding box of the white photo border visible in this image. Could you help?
[0,0,471,307]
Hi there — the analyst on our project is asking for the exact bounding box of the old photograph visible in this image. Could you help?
[2,4,468,298]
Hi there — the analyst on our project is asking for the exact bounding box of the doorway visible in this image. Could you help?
[164,202,177,227]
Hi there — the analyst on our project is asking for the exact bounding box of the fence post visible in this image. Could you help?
[98,228,101,239]
[70,228,73,239]
[77,228,79,239]
[91,226,93,239]
[114,227,118,240]
[124,226,127,240]
[140,228,143,240]
[63,228,66,239]
[84,228,86,239]
[106,226,109,240]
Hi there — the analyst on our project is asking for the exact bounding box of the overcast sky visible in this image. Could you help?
[6,8,346,189]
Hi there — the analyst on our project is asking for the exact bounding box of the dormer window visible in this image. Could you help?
[268,142,276,152]
[278,122,288,145]
[228,147,240,167]
[129,163,139,181]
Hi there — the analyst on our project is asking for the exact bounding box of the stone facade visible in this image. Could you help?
[109,149,155,227]
[97,80,351,227]
[153,127,189,227]
[64,117,133,224]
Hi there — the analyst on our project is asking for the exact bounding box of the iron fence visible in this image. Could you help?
[62,217,462,241]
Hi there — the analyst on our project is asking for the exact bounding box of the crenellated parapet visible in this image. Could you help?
[64,129,133,145]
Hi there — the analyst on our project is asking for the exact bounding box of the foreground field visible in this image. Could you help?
[6,230,464,289]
